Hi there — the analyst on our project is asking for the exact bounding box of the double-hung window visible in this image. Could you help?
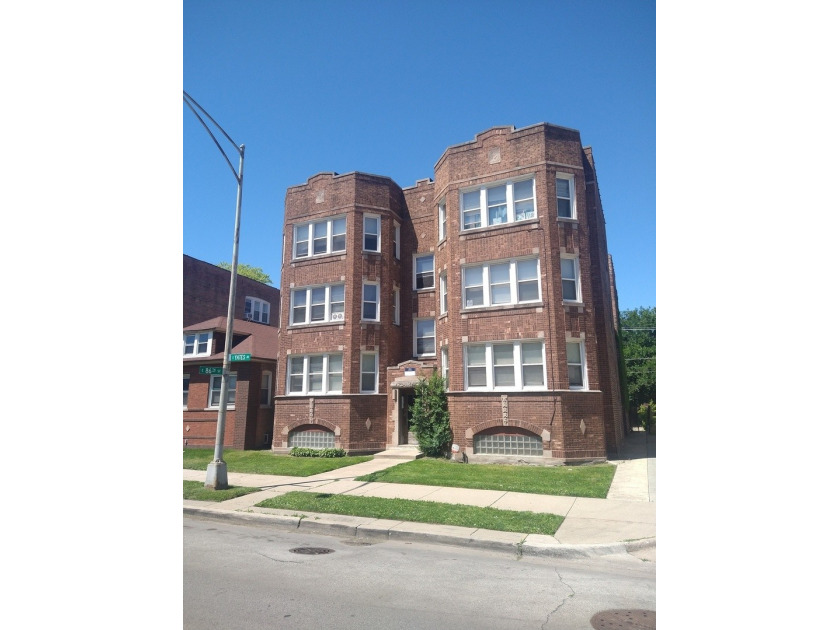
[465,341,546,391]
[290,284,345,325]
[363,214,381,252]
[293,216,346,259]
[556,175,575,219]
[184,331,212,357]
[462,258,541,308]
[360,352,378,393]
[414,254,434,290]
[209,373,236,407]
[393,223,401,259]
[438,201,446,241]
[260,371,272,406]
[414,318,435,357]
[440,273,448,314]
[183,374,189,407]
[566,341,587,389]
[245,297,270,323]
[287,354,343,395]
[393,288,400,325]
[362,282,380,321]
[560,256,581,302]
[441,347,449,390]
[460,177,536,231]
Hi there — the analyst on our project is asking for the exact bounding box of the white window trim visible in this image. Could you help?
[461,257,541,309]
[440,272,448,314]
[394,223,401,259]
[464,341,547,392]
[184,331,213,357]
[413,253,435,291]
[393,288,400,325]
[556,174,576,220]
[361,281,380,322]
[245,296,270,324]
[560,255,582,303]
[260,370,273,407]
[459,177,536,231]
[441,347,449,391]
[292,215,347,260]
[286,354,343,395]
[438,201,447,241]
[566,340,588,390]
[289,283,345,326]
[414,318,436,358]
[363,214,381,253]
[360,351,379,393]
[208,372,237,408]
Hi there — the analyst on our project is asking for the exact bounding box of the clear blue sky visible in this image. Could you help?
[183,0,655,311]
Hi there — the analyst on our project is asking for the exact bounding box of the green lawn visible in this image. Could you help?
[183,449,373,476]
[183,480,262,502]
[356,459,616,498]
[255,491,563,535]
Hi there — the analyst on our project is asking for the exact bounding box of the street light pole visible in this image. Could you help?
[183,91,244,489]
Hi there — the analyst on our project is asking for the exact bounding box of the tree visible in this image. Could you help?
[619,307,656,420]
[217,262,273,285]
[409,371,452,458]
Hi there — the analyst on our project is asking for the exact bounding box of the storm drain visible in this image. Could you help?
[289,547,335,555]
[590,609,655,629]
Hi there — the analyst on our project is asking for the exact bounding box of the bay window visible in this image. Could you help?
[462,258,541,308]
[293,216,346,259]
[460,177,536,231]
[287,354,343,395]
[465,341,546,391]
[290,284,345,325]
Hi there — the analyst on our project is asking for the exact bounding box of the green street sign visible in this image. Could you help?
[230,353,251,362]
[199,366,223,375]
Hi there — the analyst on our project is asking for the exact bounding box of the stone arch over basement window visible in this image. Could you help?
[281,418,341,449]
[466,420,550,457]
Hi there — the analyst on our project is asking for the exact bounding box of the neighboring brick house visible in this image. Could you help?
[273,123,627,462]
[183,256,280,450]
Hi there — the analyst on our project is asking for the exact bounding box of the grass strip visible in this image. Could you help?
[255,491,563,535]
[356,459,616,498]
[183,449,373,476]
[183,480,262,502]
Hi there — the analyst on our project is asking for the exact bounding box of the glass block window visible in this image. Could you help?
[288,429,336,449]
[473,433,543,456]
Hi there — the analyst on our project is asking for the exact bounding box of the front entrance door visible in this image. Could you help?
[398,390,416,445]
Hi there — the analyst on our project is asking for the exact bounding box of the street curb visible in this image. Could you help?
[183,505,655,558]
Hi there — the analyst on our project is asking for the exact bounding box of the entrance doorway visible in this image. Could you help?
[398,390,417,445]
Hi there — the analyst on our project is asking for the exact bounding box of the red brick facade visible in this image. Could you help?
[273,124,627,461]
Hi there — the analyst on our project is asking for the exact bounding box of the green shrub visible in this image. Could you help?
[290,447,346,458]
[409,370,452,458]
[639,402,656,433]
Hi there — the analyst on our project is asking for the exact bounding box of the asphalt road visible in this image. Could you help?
[184,514,655,630]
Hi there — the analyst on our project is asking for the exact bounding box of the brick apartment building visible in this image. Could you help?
[273,123,627,462]
[183,255,281,450]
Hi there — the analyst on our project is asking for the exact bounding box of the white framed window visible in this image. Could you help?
[414,318,435,357]
[360,351,378,393]
[363,214,381,252]
[209,372,237,408]
[290,284,345,325]
[394,223,401,259]
[393,288,400,325]
[441,347,449,390]
[440,273,448,314]
[566,341,587,389]
[184,331,212,357]
[287,354,343,395]
[414,254,435,290]
[361,282,380,321]
[461,258,541,308]
[293,216,346,259]
[438,201,446,241]
[183,374,189,408]
[260,371,272,406]
[459,177,536,231]
[464,341,546,391]
[245,296,270,324]
[560,256,581,302]
[556,175,576,219]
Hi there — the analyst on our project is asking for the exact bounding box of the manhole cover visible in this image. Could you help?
[590,609,655,629]
[289,547,334,555]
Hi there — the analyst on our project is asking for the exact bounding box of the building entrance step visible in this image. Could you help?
[374,445,424,460]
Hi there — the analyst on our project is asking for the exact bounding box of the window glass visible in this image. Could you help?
[487,185,507,225]
[514,180,535,220]
[517,259,539,301]
[466,346,487,387]
[561,258,578,301]
[464,266,484,307]
[415,255,435,289]
[462,190,481,230]
[362,283,379,320]
[489,263,511,304]
[557,178,572,218]
[416,319,435,356]
[493,344,515,386]
[332,217,346,251]
[364,216,379,251]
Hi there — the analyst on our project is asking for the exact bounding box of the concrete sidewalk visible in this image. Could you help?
[183,429,655,559]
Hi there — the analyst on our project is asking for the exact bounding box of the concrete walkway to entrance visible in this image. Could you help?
[184,429,655,558]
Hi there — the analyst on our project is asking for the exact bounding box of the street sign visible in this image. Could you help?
[230,353,251,362]
[199,366,223,375]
